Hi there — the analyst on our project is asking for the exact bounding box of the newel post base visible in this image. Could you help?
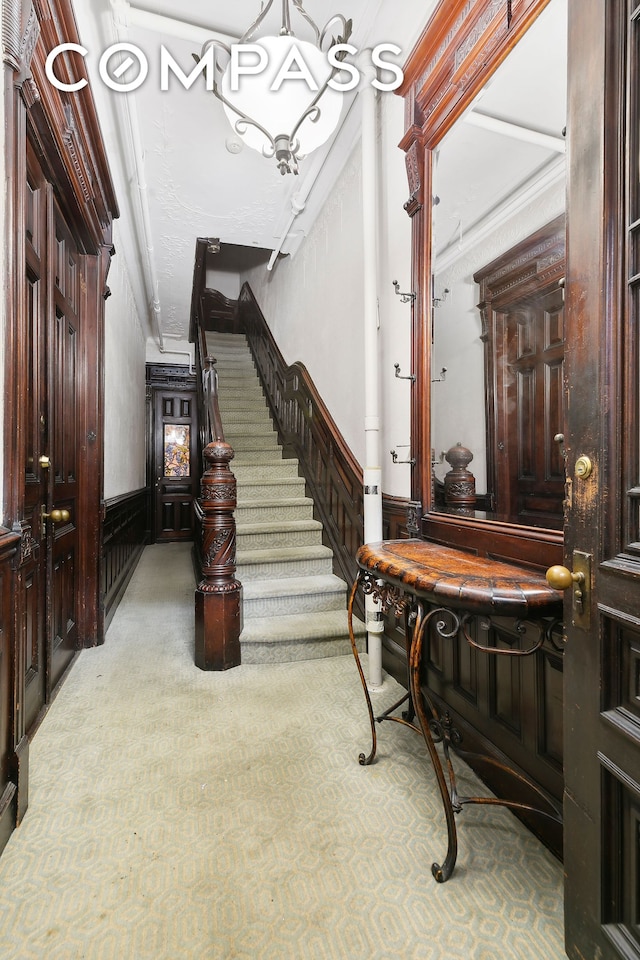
[195,585,242,671]
[194,440,242,671]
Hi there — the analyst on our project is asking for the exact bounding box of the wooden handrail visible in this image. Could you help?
[238,283,364,588]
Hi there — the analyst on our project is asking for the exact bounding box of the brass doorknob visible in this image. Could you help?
[43,508,70,524]
[38,455,51,468]
[546,565,585,591]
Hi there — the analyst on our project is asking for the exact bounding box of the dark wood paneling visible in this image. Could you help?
[239,284,364,590]
[2,0,117,848]
[378,498,565,856]
[102,489,149,630]
[0,530,20,857]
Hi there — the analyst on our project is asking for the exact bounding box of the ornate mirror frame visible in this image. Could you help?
[398,0,563,568]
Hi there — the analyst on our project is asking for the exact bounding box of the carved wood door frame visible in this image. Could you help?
[2,0,117,814]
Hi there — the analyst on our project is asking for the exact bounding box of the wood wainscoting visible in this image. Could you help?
[379,496,563,858]
[0,529,21,856]
[102,489,150,630]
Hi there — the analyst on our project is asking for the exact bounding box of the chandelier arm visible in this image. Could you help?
[320,15,352,51]
[289,88,325,149]
[199,37,231,76]
[281,0,292,36]
[211,86,278,159]
[291,0,321,45]
[241,0,277,43]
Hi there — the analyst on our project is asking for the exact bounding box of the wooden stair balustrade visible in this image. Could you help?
[238,284,365,593]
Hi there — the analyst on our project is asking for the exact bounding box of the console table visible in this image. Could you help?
[347,539,564,882]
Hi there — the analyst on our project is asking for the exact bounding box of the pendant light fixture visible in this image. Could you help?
[202,1,352,175]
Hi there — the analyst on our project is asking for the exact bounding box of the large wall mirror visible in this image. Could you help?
[400,0,567,565]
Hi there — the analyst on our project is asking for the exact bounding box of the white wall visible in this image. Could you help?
[242,87,415,498]
[237,2,436,500]
[205,268,241,301]
[145,337,194,370]
[103,222,147,499]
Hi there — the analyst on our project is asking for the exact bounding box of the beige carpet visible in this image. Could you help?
[0,544,566,959]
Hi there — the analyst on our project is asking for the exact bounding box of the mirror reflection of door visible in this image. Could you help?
[498,286,565,526]
[475,217,566,528]
[430,0,567,531]
[152,387,198,542]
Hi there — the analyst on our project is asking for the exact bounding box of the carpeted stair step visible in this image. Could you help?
[237,518,323,551]
[218,399,270,414]
[240,610,366,664]
[235,497,314,523]
[233,460,300,481]
[227,434,280,451]
[220,408,273,424]
[217,387,266,402]
[222,422,279,437]
[242,574,348,618]
[236,544,334,581]
[205,331,360,665]
[232,448,286,464]
[237,478,307,501]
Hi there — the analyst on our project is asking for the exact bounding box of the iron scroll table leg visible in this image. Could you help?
[347,573,377,766]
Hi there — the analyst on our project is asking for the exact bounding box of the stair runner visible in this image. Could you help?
[205,332,366,664]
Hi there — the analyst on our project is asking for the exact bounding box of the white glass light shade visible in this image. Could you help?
[220,36,343,158]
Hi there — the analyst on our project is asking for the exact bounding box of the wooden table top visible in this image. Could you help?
[356,539,563,618]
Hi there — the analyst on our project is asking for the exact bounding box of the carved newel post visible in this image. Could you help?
[194,439,242,670]
[443,442,476,507]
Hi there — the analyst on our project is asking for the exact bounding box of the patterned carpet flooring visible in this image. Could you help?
[0,544,566,959]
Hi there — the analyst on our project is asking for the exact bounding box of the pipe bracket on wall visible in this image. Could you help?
[394,362,416,383]
[390,447,416,466]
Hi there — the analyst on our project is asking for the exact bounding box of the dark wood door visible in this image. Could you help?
[501,286,565,527]
[48,207,80,690]
[563,0,640,956]
[22,141,48,731]
[152,389,198,542]
[22,150,79,731]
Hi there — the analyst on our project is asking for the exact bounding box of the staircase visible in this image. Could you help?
[206,332,366,664]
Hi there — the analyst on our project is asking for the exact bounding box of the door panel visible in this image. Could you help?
[22,143,48,731]
[47,209,80,691]
[564,0,640,956]
[503,287,565,526]
[152,389,198,542]
[21,143,82,728]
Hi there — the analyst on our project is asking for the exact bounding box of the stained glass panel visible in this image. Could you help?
[164,425,190,478]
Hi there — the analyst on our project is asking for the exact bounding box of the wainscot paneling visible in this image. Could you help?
[378,497,563,858]
[102,489,149,629]
[0,530,20,857]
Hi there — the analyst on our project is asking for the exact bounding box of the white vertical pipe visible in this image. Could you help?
[109,0,194,370]
[361,58,384,691]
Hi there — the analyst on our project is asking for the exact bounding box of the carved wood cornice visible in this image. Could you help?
[474,214,566,308]
[3,0,39,77]
[8,0,120,250]
[398,0,553,151]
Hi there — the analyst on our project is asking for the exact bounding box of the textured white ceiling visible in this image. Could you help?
[75,0,411,340]
[72,0,567,344]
